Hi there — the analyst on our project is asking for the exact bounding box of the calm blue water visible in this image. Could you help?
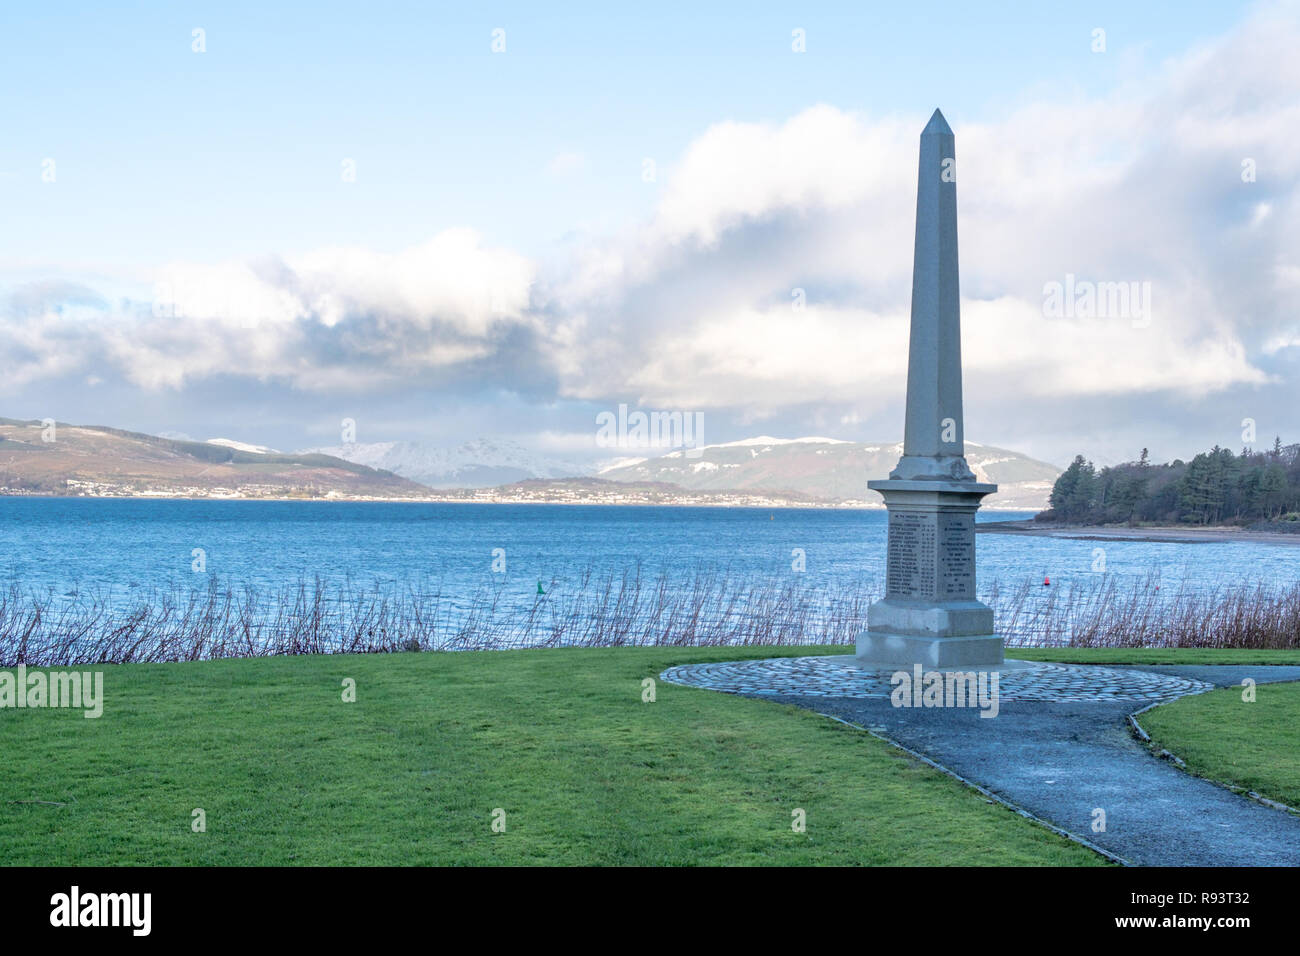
[2,498,1298,607]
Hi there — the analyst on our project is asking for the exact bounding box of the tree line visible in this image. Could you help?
[1044,438,1300,525]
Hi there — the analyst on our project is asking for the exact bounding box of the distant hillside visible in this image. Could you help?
[1,418,1062,507]
[0,418,429,498]
[302,438,587,489]
[598,437,1060,510]
[436,476,839,508]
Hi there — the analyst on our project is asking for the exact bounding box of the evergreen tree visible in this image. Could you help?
[1049,455,1098,521]
[1044,442,1295,524]
[1261,463,1288,519]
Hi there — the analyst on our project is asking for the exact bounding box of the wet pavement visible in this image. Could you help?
[663,658,1300,866]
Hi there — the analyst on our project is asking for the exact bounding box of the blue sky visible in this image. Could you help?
[1,1,1294,467]
[2,1,1248,264]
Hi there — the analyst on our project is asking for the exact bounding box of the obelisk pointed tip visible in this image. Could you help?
[921,108,952,136]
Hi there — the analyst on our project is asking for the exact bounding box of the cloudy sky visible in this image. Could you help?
[2,0,1296,468]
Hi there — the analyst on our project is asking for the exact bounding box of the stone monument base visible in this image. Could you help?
[855,630,1005,668]
[859,476,1003,669]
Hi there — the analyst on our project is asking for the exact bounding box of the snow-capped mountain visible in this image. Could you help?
[299,433,1060,507]
[207,438,282,455]
[597,437,1061,510]
[301,438,590,489]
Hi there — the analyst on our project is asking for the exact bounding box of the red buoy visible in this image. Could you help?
[1043,575,1051,587]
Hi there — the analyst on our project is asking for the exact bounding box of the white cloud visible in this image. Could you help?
[1,229,539,392]
[546,6,1300,415]
[652,105,912,247]
[3,3,1300,463]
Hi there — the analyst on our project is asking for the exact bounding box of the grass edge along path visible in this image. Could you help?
[2,644,1109,866]
[1139,679,1300,812]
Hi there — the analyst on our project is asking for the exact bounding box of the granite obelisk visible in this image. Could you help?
[857,109,1003,668]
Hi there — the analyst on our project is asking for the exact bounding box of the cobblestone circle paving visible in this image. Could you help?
[660,656,1214,702]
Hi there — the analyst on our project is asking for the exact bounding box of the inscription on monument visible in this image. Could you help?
[886,510,976,600]
[938,511,975,599]
[886,511,937,598]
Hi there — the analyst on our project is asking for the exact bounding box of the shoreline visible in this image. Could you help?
[0,491,1043,512]
[978,519,1300,546]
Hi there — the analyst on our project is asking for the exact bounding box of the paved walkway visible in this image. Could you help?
[661,656,1212,702]
[662,658,1300,866]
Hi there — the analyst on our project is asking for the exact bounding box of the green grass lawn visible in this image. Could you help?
[1140,680,1300,809]
[1023,646,1300,808]
[0,644,1108,866]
